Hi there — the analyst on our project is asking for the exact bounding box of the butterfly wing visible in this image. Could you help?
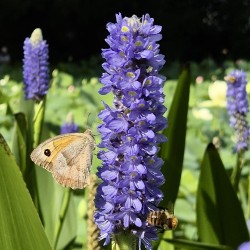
[52,135,95,189]
[30,130,95,189]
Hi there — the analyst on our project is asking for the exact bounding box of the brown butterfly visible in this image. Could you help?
[30,129,95,189]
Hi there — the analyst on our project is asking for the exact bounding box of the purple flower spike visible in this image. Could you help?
[23,28,50,101]
[60,113,79,134]
[94,13,167,249]
[225,70,250,152]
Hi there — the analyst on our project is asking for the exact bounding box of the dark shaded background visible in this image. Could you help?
[1,0,250,64]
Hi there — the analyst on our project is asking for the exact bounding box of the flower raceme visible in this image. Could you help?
[94,13,167,249]
[23,28,50,101]
[225,70,250,152]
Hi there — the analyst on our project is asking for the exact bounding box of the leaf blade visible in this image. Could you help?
[160,68,191,205]
[0,134,52,250]
[197,143,249,248]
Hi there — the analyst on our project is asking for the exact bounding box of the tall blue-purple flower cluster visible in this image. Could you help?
[94,13,167,249]
[23,28,50,101]
[225,70,250,152]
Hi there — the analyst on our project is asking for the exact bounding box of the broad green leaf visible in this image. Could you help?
[197,143,249,248]
[160,68,191,205]
[12,112,27,173]
[17,92,41,210]
[156,69,191,250]
[11,111,39,209]
[164,239,234,250]
[0,133,52,250]
[0,88,9,104]
[157,231,174,250]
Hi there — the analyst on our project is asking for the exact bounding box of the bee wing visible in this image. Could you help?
[166,201,174,214]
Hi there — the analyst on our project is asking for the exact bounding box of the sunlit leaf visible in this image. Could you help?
[12,112,27,173]
[0,133,52,250]
[197,143,249,248]
[160,68,191,205]
[164,239,234,250]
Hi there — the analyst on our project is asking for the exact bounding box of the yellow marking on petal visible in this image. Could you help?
[130,172,137,178]
[135,41,143,46]
[121,36,128,42]
[126,72,135,78]
[147,45,153,50]
[124,109,130,115]
[119,51,126,58]
[148,158,155,164]
[127,136,134,142]
[121,26,130,33]
[139,103,145,108]
[146,67,153,73]
[129,91,136,96]
[138,121,145,126]
[145,79,152,85]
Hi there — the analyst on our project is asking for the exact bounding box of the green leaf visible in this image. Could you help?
[164,239,234,250]
[0,134,52,250]
[0,88,9,104]
[160,68,191,205]
[12,112,27,173]
[197,143,249,248]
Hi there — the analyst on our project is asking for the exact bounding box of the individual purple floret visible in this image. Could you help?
[94,13,167,249]
[60,113,79,134]
[238,241,250,250]
[225,70,250,152]
[23,28,50,101]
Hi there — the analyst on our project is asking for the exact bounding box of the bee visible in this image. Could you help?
[224,75,236,83]
[147,204,178,230]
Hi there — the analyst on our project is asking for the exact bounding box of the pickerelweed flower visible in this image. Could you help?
[225,70,250,152]
[23,28,50,101]
[94,13,167,249]
[60,113,79,134]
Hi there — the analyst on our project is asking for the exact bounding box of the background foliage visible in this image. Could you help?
[1,58,250,249]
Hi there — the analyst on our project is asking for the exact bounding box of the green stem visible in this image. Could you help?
[231,151,245,192]
[33,97,46,148]
[54,188,71,249]
[247,174,250,219]
[239,181,248,219]
[112,232,137,250]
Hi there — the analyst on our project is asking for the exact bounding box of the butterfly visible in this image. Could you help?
[30,129,95,189]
